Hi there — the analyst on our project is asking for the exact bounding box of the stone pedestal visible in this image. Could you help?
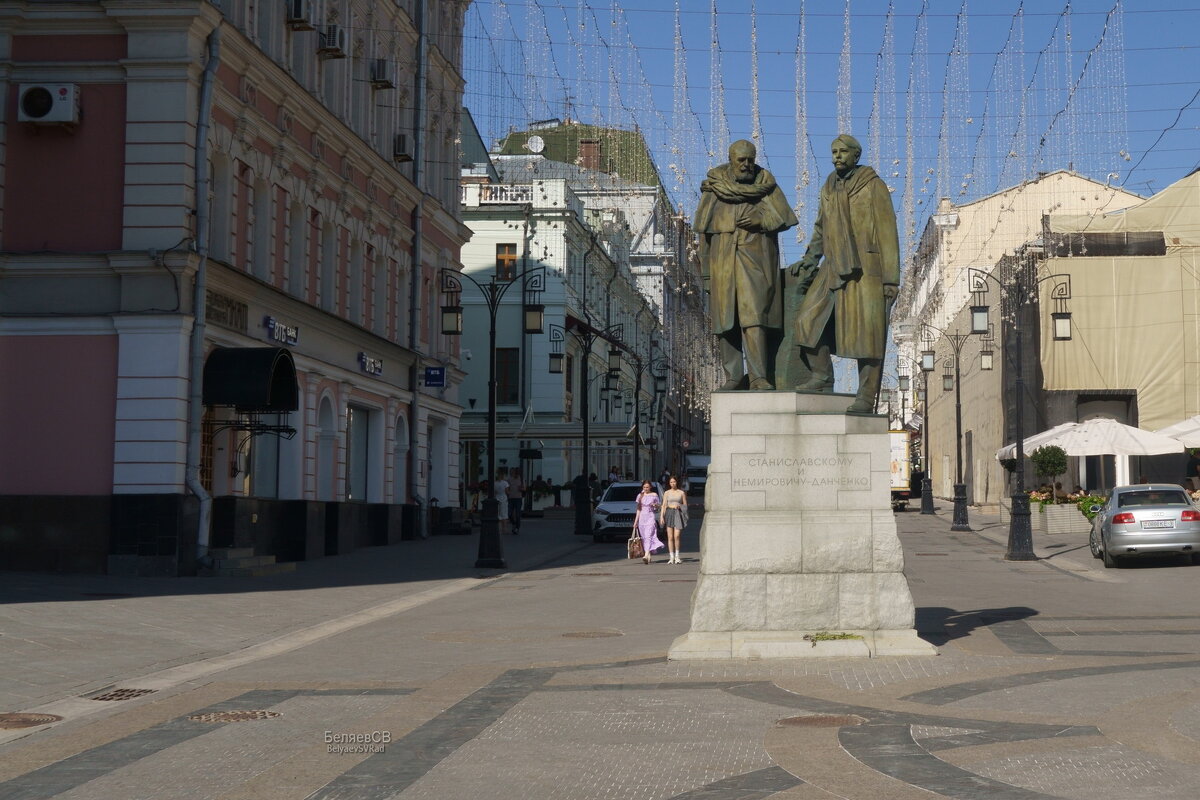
[668,391,937,659]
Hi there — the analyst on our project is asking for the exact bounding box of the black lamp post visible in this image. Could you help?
[967,263,1072,561]
[549,320,624,536]
[440,266,545,569]
[922,319,985,532]
[916,352,936,514]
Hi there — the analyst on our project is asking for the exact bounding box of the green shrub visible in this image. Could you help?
[1077,494,1107,520]
[1030,445,1068,481]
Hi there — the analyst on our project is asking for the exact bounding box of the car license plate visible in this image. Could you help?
[1142,519,1175,529]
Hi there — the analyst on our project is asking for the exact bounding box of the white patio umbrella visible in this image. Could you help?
[1040,418,1184,457]
[997,418,1183,489]
[1154,415,1200,448]
[994,422,1079,461]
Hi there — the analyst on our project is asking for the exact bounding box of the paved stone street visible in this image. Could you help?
[3,506,1200,799]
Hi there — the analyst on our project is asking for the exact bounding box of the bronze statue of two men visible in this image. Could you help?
[694,134,899,414]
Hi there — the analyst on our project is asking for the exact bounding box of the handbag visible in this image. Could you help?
[627,530,645,559]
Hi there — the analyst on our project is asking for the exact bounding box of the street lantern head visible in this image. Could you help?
[942,372,954,392]
[608,347,622,373]
[654,374,667,393]
[898,374,911,392]
[970,305,989,335]
[523,303,545,334]
[1052,311,1072,341]
[921,350,936,372]
[440,305,463,336]
[980,349,994,371]
[548,351,564,374]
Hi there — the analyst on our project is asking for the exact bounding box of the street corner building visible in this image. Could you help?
[0,0,474,575]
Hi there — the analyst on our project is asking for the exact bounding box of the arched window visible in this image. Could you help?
[208,155,232,262]
[319,219,337,312]
[286,197,306,296]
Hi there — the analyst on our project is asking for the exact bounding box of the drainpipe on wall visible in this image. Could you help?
[409,0,429,537]
[186,26,222,561]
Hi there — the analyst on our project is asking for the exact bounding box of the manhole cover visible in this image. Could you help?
[0,713,62,729]
[88,688,156,702]
[778,714,867,727]
[573,572,612,577]
[188,710,280,723]
[562,630,623,639]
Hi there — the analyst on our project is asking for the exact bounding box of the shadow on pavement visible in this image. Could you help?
[0,516,615,605]
[916,605,1039,646]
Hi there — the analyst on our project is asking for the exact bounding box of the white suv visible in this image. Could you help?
[591,481,662,543]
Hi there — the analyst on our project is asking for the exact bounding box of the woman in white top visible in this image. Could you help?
[659,475,688,564]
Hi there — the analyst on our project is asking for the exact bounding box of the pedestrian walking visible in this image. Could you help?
[660,475,688,564]
[632,479,664,565]
[493,469,510,535]
[506,468,525,535]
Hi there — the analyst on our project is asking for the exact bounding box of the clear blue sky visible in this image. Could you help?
[464,0,1199,262]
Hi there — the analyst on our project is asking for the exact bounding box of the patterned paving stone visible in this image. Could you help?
[1168,702,1200,743]
[969,744,1199,800]
[399,689,788,800]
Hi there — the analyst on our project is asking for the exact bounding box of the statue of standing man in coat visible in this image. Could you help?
[790,134,900,413]
[695,139,798,390]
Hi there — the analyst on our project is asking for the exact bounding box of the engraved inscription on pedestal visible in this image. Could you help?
[728,443,873,509]
[731,455,870,492]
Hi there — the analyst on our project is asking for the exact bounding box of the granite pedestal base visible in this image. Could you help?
[668,391,937,659]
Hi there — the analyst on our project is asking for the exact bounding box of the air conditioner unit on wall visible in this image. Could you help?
[18,84,80,125]
[285,0,316,31]
[393,134,412,164]
[370,58,395,90]
[317,25,347,58]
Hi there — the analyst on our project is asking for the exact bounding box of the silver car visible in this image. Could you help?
[591,481,662,543]
[1088,483,1200,568]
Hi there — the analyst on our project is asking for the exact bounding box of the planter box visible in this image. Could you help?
[1000,498,1090,535]
[1033,503,1091,535]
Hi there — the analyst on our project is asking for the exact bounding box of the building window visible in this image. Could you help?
[346,405,371,501]
[496,243,517,280]
[496,348,520,405]
[563,353,574,420]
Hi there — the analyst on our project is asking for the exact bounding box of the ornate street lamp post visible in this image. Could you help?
[440,266,545,569]
[967,263,1072,561]
[549,321,624,536]
[922,318,986,532]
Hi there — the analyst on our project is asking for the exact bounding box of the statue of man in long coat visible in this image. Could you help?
[791,134,900,413]
[695,139,798,390]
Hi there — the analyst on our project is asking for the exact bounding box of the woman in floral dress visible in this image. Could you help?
[632,480,665,564]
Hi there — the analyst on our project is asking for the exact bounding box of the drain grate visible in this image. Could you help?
[778,714,867,727]
[87,688,156,702]
[188,710,280,723]
[562,630,622,639]
[0,712,63,729]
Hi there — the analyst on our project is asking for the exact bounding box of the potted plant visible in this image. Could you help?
[1028,445,1089,534]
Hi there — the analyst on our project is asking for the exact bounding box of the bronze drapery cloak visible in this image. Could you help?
[793,165,900,360]
[694,164,798,334]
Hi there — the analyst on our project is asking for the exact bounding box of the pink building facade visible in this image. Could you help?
[0,0,470,573]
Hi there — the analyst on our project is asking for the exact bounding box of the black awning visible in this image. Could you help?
[203,347,298,412]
